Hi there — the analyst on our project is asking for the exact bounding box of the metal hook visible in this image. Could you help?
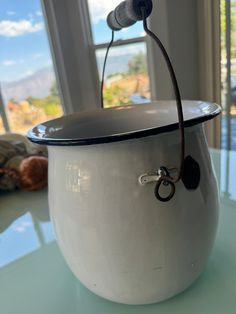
[139,166,176,202]
[154,167,176,201]
[154,177,175,202]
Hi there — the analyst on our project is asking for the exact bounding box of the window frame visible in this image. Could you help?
[0,0,65,134]
[92,35,151,106]
[85,2,152,109]
[41,0,171,114]
[43,0,222,151]
[197,0,221,149]
[0,86,10,132]
[0,0,222,151]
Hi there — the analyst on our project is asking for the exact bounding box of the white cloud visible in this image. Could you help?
[14,226,25,233]
[1,59,26,67]
[2,60,16,66]
[7,11,16,15]
[23,70,33,77]
[12,221,32,233]
[36,11,43,16]
[32,53,44,59]
[0,20,44,37]
[88,0,121,23]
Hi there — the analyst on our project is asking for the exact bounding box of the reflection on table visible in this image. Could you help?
[0,189,53,267]
[0,149,235,314]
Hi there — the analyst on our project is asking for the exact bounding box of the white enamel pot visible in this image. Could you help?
[28,100,221,305]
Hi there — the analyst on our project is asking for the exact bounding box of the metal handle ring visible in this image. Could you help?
[154,178,176,202]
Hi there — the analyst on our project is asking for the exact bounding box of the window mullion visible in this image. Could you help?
[93,36,147,50]
[43,0,162,111]
[197,0,221,149]
[80,0,101,107]
[146,0,172,101]
[42,0,100,112]
[0,85,10,132]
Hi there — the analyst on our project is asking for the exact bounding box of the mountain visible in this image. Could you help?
[96,54,133,77]
[1,66,55,104]
[1,53,136,104]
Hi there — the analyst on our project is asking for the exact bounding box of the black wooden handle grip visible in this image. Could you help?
[107,0,153,31]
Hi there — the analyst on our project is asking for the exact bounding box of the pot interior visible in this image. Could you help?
[27,100,221,146]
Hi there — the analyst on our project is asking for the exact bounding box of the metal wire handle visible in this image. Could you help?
[141,7,185,202]
[141,8,185,180]
[101,6,185,202]
[101,30,114,108]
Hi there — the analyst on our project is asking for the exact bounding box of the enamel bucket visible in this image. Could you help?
[28,100,221,304]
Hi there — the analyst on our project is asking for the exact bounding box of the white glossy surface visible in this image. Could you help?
[48,125,219,304]
[1,149,236,314]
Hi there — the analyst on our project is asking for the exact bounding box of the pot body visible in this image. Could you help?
[48,124,219,305]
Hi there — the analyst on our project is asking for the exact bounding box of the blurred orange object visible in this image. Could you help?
[19,156,48,191]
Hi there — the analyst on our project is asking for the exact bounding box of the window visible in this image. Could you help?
[42,0,170,114]
[87,0,151,108]
[221,0,236,150]
[0,0,63,135]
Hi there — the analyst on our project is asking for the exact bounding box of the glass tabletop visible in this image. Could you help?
[0,149,235,314]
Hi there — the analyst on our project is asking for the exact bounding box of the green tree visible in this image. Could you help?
[50,81,59,97]
[221,0,236,58]
[128,52,147,75]
[9,97,18,104]
[26,89,62,117]
[103,85,132,108]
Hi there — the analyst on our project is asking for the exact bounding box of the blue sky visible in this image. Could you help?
[0,0,144,83]
[87,0,144,44]
[0,0,52,82]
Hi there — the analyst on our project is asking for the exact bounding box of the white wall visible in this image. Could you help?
[151,0,200,100]
[167,0,200,100]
